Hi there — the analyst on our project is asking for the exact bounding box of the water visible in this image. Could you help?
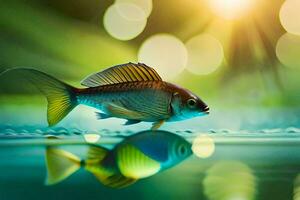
[0,107,300,200]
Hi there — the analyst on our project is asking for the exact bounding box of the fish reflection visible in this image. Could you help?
[45,130,192,188]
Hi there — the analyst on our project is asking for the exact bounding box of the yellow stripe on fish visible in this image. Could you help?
[116,144,161,179]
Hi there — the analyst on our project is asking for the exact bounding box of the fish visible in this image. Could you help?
[45,130,192,188]
[1,63,209,129]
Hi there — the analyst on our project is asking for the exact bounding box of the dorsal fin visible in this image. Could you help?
[81,62,162,87]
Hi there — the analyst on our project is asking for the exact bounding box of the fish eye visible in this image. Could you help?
[187,98,197,108]
[179,145,187,156]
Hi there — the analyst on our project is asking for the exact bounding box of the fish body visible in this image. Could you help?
[45,130,192,188]
[76,81,172,122]
[1,62,209,129]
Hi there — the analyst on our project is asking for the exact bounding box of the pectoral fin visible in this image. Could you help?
[85,161,136,188]
[86,145,109,162]
[93,173,137,189]
[124,119,141,126]
[95,112,111,120]
[84,146,136,188]
[105,103,144,119]
[151,120,165,130]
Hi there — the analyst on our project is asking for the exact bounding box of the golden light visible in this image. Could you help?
[83,133,101,143]
[103,3,147,40]
[280,0,300,35]
[276,33,300,69]
[138,34,188,80]
[192,134,215,158]
[116,0,152,17]
[185,33,224,75]
[208,0,255,20]
[203,161,256,200]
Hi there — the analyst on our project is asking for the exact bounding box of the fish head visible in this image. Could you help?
[163,134,192,168]
[170,85,209,120]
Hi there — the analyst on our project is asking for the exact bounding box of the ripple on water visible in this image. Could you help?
[0,124,300,139]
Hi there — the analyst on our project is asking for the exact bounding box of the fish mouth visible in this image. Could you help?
[203,106,210,114]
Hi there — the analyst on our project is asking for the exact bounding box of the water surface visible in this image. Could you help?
[0,107,300,200]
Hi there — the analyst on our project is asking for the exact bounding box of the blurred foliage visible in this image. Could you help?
[0,0,135,79]
[0,0,299,107]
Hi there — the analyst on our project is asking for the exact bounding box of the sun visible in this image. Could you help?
[208,0,255,20]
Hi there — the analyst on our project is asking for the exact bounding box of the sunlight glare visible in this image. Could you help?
[185,34,224,75]
[209,0,255,20]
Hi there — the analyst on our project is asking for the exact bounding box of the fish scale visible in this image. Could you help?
[76,81,172,120]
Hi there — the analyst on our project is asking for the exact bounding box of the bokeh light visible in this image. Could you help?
[280,0,300,35]
[294,174,300,200]
[116,0,152,17]
[208,0,255,20]
[83,133,101,143]
[192,135,215,158]
[103,3,147,40]
[185,34,224,75]
[203,161,256,200]
[192,134,215,158]
[115,2,147,21]
[138,34,188,80]
[276,33,300,69]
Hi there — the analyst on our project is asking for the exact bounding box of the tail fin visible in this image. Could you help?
[45,147,81,185]
[1,68,77,126]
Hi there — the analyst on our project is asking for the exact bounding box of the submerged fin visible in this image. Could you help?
[45,147,81,185]
[84,145,136,188]
[1,68,78,126]
[93,173,136,189]
[81,62,162,87]
[124,119,141,126]
[151,120,165,130]
[105,103,144,119]
[86,145,109,162]
[86,165,136,189]
[95,112,111,120]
